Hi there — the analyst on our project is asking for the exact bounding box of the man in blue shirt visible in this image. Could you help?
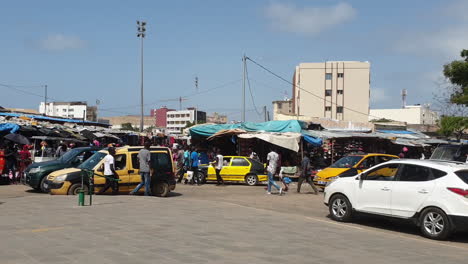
[190,147,200,185]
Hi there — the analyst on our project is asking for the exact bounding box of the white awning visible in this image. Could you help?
[238,132,301,152]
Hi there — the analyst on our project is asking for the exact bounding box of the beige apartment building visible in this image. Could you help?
[292,61,370,123]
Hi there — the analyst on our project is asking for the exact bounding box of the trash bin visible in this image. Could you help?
[78,189,85,206]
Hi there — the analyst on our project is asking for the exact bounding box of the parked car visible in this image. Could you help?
[313,153,399,188]
[46,146,176,197]
[430,144,468,162]
[25,147,101,192]
[324,159,468,240]
[184,156,267,186]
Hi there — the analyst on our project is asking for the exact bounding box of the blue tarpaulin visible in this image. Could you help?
[0,123,20,133]
[303,134,322,147]
[190,120,307,137]
[377,130,415,134]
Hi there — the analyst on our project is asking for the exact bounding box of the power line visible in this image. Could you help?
[100,78,242,111]
[244,62,263,116]
[245,57,386,120]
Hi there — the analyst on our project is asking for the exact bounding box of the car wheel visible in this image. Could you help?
[245,174,258,186]
[39,177,49,193]
[199,171,207,184]
[153,182,170,197]
[68,183,89,196]
[420,208,451,240]
[329,194,353,222]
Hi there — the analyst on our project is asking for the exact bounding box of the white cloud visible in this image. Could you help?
[38,34,86,51]
[395,27,468,59]
[264,2,356,35]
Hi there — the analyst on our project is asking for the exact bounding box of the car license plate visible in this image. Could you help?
[317,181,327,185]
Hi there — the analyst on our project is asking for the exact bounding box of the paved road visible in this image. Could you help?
[0,184,467,264]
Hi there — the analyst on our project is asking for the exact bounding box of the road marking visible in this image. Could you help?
[17,227,65,233]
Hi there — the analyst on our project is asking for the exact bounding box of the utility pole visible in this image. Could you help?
[242,55,246,123]
[263,106,267,122]
[137,20,146,133]
[44,85,48,116]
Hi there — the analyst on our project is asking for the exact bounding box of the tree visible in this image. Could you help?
[443,49,468,105]
[370,118,393,123]
[144,126,155,133]
[438,116,468,140]
[120,123,137,131]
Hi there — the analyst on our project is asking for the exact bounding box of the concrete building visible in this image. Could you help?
[100,115,155,130]
[272,100,293,118]
[292,61,370,123]
[39,101,98,121]
[166,108,206,134]
[150,106,175,127]
[207,112,228,124]
[369,105,439,125]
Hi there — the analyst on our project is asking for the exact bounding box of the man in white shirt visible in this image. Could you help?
[214,148,224,185]
[266,148,282,195]
[97,147,119,195]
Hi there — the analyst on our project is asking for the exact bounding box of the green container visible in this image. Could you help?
[78,190,85,206]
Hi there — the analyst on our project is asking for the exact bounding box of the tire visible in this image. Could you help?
[39,177,49,193]
[68,183,89,196]
[199,171,207,184]
[419,207,452,240]
[329,194,353,222]
[153,182,170,197]
[245,174,258,186]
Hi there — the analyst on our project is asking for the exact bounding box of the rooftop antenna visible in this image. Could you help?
[401,89,407,108]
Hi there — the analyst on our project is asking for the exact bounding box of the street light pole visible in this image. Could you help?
[137,20,146,133]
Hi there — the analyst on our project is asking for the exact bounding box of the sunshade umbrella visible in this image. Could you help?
[4,133,30,145]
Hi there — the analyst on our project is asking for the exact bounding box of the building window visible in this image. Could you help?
[325,73,332,80]
[63,109,67,112]
[325,90,332,96]
[337,106,343,113]
[337,73,344,78]
[325,106,331,111]
[337,90,343,95]
[69,108,74,112]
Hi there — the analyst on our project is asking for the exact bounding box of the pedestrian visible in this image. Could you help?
[278,161,292,193]
[182,146,191,183]
[18,145,32,184]
[190,146,200,185]
[55,143,67,158]
[130,141,152,196]
[4,143,18,184]
[266,147,282,195]
[249,146,259,161]
[297,152,319,194]
[176,145,186,183]
[97,147,119,195]
[213,148,224,185]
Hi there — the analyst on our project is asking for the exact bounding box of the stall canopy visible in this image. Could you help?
[0,123,20,133]
[190,120,307,137]
[238,132,302,152]
[303,134,323,147]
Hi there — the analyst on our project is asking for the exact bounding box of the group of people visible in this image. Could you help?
[0,142,32,184]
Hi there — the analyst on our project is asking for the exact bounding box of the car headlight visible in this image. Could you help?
[313,176,320,180]
[29,167,41,173]
[53,175,68,182]
[328,176,340,181]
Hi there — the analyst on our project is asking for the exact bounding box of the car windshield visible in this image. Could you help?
[330,156,363,168]
[59,148,82,163]
[78,152,106,170]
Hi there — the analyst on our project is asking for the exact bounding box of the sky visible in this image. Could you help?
[1,0,468,122]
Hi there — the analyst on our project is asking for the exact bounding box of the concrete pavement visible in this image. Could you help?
[0,184,467,264]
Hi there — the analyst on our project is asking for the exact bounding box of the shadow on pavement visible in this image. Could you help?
[326,213,468,243]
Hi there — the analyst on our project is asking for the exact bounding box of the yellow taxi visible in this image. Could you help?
[185,156,267,185]
[45,146,176,197]
[313,153,399,188]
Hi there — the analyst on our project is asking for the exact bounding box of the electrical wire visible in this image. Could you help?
[244,61,263,116]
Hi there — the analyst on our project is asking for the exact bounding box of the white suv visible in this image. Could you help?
[324,159,468,240]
